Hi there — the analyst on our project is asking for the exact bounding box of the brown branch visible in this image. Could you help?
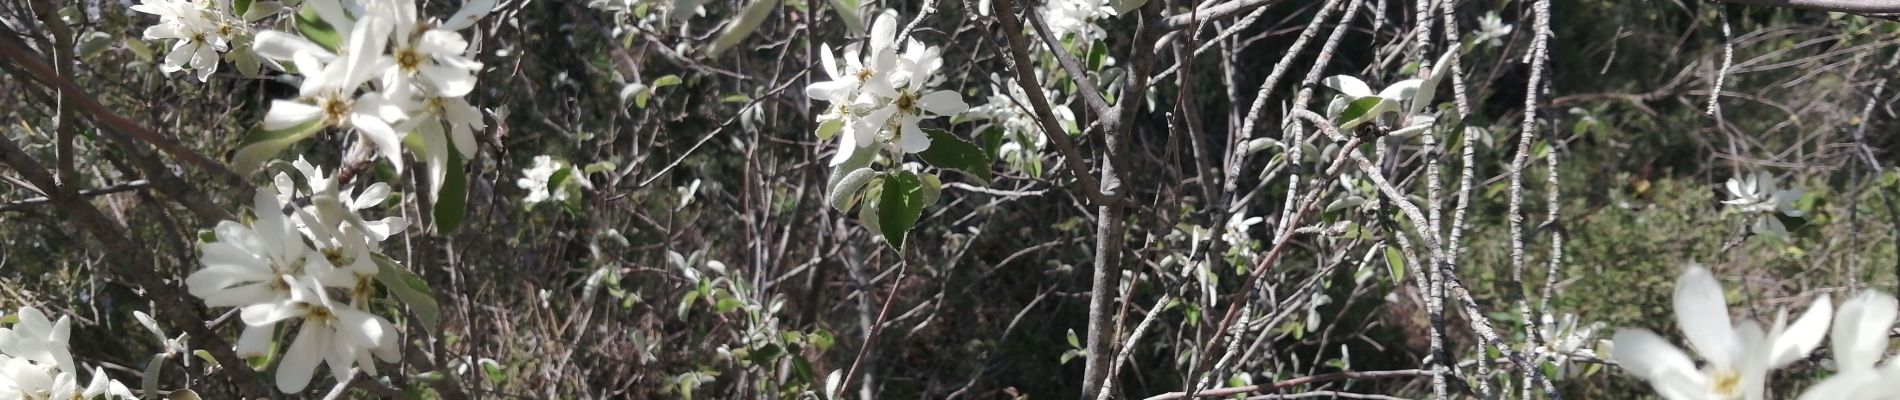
[1141,369,1433,400]
[990,0,1122,206]
[0,29,249,190]
[0,179,151,212]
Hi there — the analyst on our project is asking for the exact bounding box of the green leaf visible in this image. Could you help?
[874,171,927,250]
[1065,328,1081,348]
[583,161,618,175]
[1336,97,1396,131]
[433,150,468,232]
[234,0,254,16]
[232,118,325,173]
[652,74,683,89]
[715,297,743,313]
[373,255,442,334]
[826,0,863,34]
[814,119,842,141]
[143,353,168,400]
[827,144,876,191]
[1112,0,1148,15]
[918,172,941,206]
[827,169,878,211]
[124,38,154,62]
[76,32,113,61]
[167,389,202,400]
[1087,41,1109,70]
[917,128,993,184]
[1383,245,1406,283]
[294,5,341,51]
[191,350,218,368]
[706,0,781,57]
[618,83,650,108]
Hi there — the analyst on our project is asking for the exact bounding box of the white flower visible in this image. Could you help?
[0,356,55,400]
[807,12,905,166]
[1537,312,1605,377]
[1612,265,1831,400]
[0,307,74,373]
[969,74,1067,174]
[255,14,409,172]
[1039,0,1117,42]
[264,276,400,393]
[48,367,136,400]
[1473,11,1513,47]
[1222,210,1262,250]
[853,39,966,154]
[1796,291,1900,400]
[133,0,232,81]
[277,157,407,245]
[377,0,482,98]
[1721,172,1804,237]
[186,188,354,360]
[517,155,568,204]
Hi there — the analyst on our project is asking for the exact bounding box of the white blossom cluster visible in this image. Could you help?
[1613,265,1900,400]
[967,74,1074,175]
[1038,0,1118,41]
[806,10,968,165]
[1720,171,1805,238]
[186,160,409,393]
[0,307,137,399]
[253,0,495,193]
[132,0,281,81]
[516,154,580,205]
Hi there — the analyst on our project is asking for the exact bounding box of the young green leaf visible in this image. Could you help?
[652,74,683,89]
[1384,245,1406,283]
[232,119,325,173]
[827,169,879,211]
[706,0,781,57]
[294,5,341,51]
[374,255,443,335]
[1336,97,1396,131]
[874,171,927,250]
[434,149,468,232]
[917,128,993,184]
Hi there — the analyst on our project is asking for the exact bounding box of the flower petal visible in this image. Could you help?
[276,323,325,393]
[1674,265,1739,366]
[1611,329,1708,399]
[1766,296,1831,368]
[1833,290,1898,372]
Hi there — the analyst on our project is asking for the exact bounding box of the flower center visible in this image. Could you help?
[854,68,875,82]
[319,94,352,126]
[1707,368,1742,398]
[396,48,424,72]
[893,91,916,114]
[218,23,236,37]
[301,302,336,322]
